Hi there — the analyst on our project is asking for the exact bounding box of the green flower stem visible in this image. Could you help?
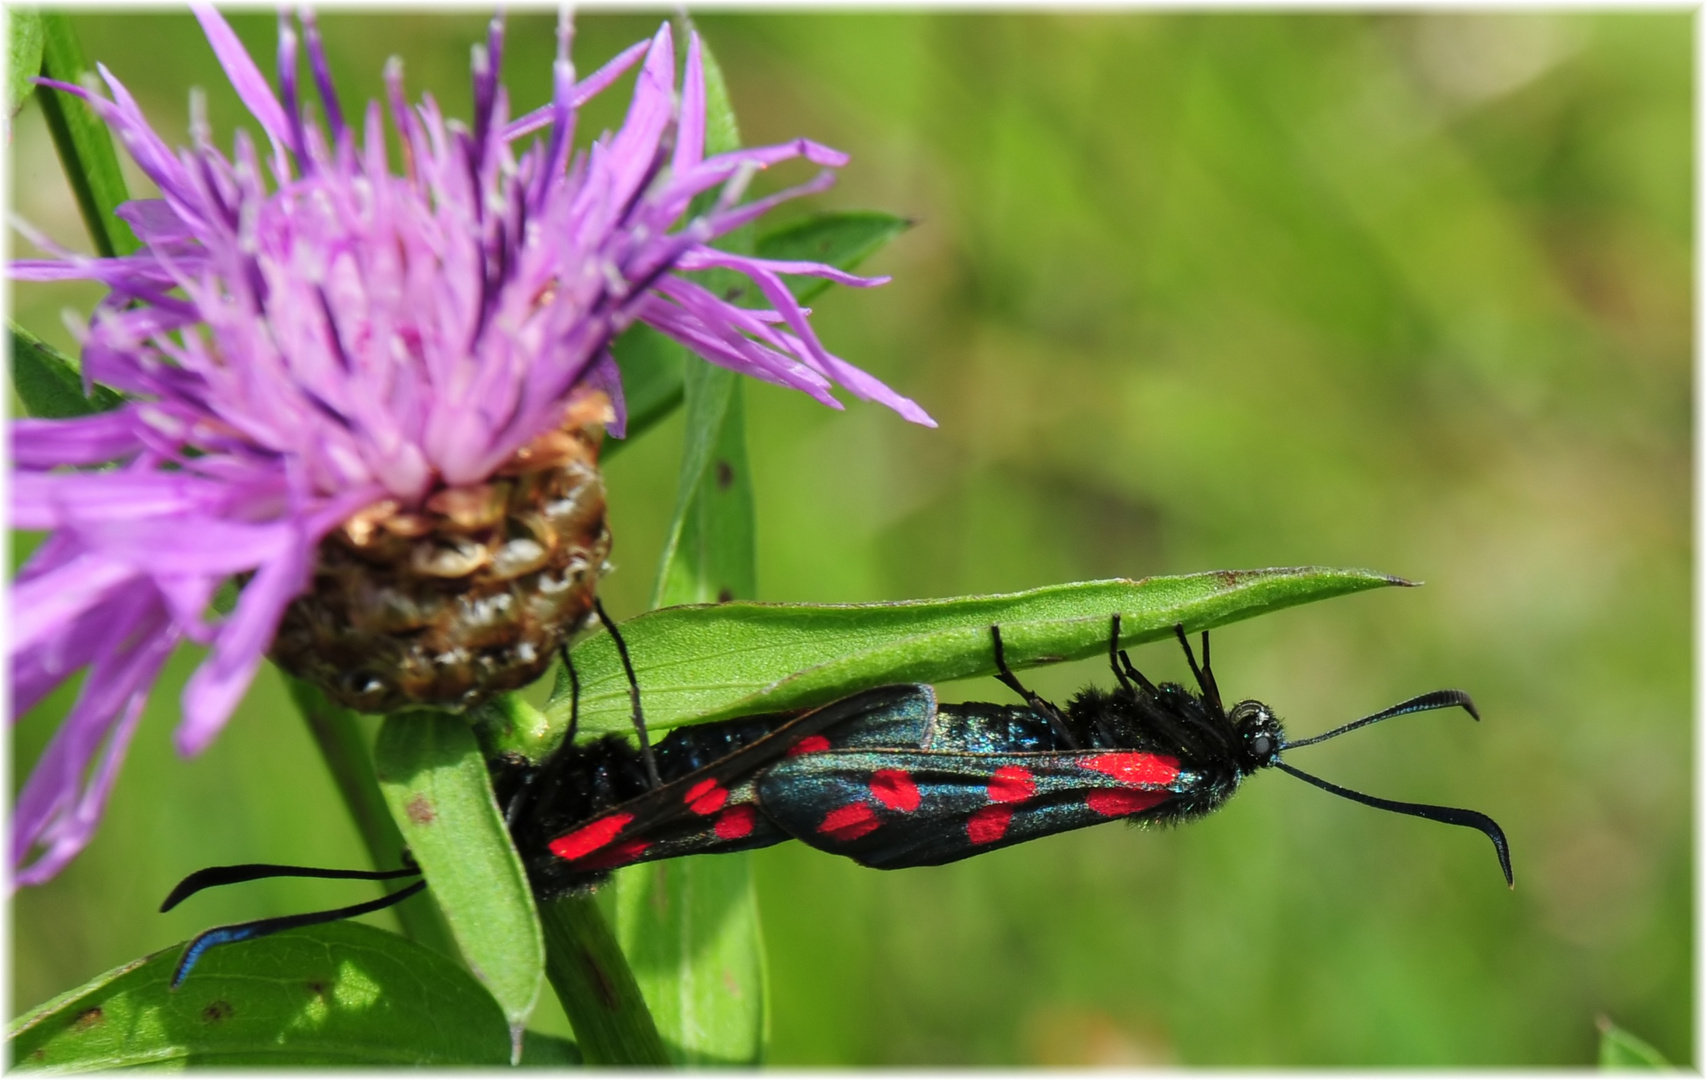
[36,12,139,257]
[285,676,458,960]
[538,893,669,1065]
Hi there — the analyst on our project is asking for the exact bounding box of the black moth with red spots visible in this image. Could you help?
[162,616,1512,984]
[504,616,1511,892]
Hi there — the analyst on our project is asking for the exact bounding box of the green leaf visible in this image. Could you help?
[9,322,123,419]
[518,1029,582,1066]
[37,12,139,257]
[756,210,912,303]
[616,367,764,1065]
[373,711,543,1052]
[8,8,43,119]
[1597,1016,1672,1068]
[545,567,1409,742]
[607,855,768,1065]
[604,322,687,459]
[598,25,768,1066]
[651,361,753,609]
[286,677,459,960]
[6,922,513,1068]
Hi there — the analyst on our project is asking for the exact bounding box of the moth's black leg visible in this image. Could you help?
[990,624,1080,749]
[1166,624,1221,706]
[596,597,660,788]
[1118,648,1161,695]
[1108,614,1133,691]
[1196,630,1224,714]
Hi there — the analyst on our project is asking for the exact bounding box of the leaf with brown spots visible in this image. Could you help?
[7,923,522,1066]
[375,710,543,1046]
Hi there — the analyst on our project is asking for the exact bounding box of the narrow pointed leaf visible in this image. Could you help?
[7,923,513,1068]
[609,27,767,1066]
[543,567,1409,744]
[8,8,43,119]
[9,323,123,419]
[1597,1017,1671,1068]
[605,323,687,458]
[374,710,543,1041]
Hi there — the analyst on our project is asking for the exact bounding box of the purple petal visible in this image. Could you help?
[503,39,649,142]
[13,601,173,883]
[672,34,706,177]
[678,248,890,289]
[115,199,195,243]
[12,580,159,716]
[191,5,294,155]
[178,533,310,754]
[12,411,144,468]
[12,554,140,656]
[602,23,674,212]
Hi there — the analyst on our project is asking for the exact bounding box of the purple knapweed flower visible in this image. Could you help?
[10,8,933,885]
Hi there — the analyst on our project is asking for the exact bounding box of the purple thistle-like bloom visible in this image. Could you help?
[10,9,932,885]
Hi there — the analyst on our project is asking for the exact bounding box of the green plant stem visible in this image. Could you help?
[538,893,669,1065]
[285,676,459,960]
[36,12,138,257]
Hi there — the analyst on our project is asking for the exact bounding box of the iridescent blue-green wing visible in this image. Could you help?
[755,746,1192,870]
[531,685,935,889]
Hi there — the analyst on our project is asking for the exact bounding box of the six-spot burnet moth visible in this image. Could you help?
[161,615,1512,985]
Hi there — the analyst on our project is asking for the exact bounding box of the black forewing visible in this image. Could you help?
[756,746,1194,870]
[523,684,935,894]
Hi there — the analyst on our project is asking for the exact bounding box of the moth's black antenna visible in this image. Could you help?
[559,642,581,746]
[169,879,428,989]
[160,861,421,913]
[990,625,1080,750]
[594,597,659,788]
[1273,760,1513,887]
[1172,624,1223,715]
[1282,690,1478,750]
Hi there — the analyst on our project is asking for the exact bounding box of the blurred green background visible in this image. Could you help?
[10,10,1690,1066]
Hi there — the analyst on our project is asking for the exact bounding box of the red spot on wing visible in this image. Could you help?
[819,802,881,842]
[1086,789,1170,818]
[870,769,920,812]
[788,735,831,757]
[1078,752,1180,786]
[572,837,652,872]
[714,804,757,840]
[548,813,635,862]
[967,805,1014,845]
[987,765,1035,804]
[684,778,728,816]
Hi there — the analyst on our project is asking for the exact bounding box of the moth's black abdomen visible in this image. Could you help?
[930,701,1067,753]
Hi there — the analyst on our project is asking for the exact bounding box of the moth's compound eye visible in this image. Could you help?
[1249,733,1275,760]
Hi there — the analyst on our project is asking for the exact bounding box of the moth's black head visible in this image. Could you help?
[1227,699,1285,773]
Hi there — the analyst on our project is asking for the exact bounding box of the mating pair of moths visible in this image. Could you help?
[165,617,1513,985]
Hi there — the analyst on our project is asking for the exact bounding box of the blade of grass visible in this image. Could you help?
[536,894,669,1066]
[604,27,768,1065]
[36,12,139,257]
